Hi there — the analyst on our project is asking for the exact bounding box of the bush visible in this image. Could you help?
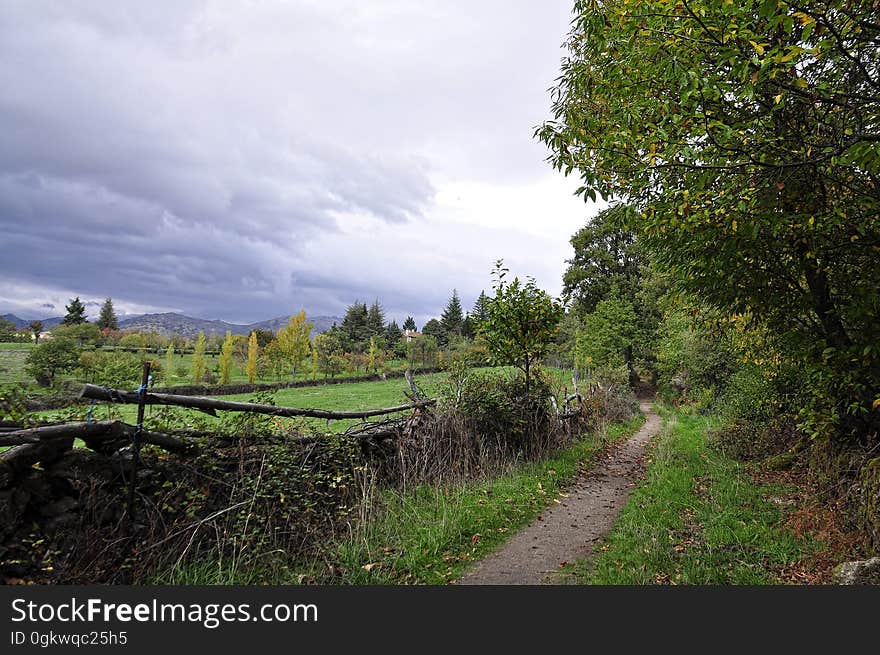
[24,338,81,386]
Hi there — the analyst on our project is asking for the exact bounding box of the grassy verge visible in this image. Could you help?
[309,414,646,585]
[557,407,817,584]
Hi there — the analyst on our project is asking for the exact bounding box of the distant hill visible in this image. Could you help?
[2,314,63,329]
[116,312,340,339]
[1,311,339,338]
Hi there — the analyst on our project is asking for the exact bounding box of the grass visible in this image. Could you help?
[0,342,34,383]
[556,406,817,584]
[33,372,446,434]
[307,414,646,585]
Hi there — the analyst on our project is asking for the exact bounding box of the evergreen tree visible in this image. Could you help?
[96,298,118,330]
[472,291,490,324]
[402,316,417,332]
[62,297,87,326]
[384,320,402,347]
[341,301,370,349]
[440,289,464,338]
[367,300,385,336]
[422,318,444,345]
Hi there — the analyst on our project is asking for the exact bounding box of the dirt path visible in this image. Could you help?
[457,402,661,585]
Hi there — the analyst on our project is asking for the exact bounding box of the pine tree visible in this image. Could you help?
[62,297,87,326]
[96,298,118,330]
[341,301,370,349]
[472,291,490,324]
[402,316,417,332]
[246,331,259,383]
[440,289,464,338]
[192,332,207,384]
[384,320,402,347]
[367,300,385,336]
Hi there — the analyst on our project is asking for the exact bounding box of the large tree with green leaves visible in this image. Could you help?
[539,0,880,440]
[480,261,565,397]
[276,311,313,382]
[96,298,118,331]
[25,338,80,386]
[62,296,87,326]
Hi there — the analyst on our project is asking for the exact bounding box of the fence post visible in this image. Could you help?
[127,361,151,520]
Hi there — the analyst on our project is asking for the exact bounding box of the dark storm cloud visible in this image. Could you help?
[0,1,581,322]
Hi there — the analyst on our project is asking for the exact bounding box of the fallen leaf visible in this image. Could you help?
[361,562,381,572]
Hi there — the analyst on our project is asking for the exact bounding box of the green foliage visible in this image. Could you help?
[540,0,880,442]
[421,318,444,344]
[53,322,102,347]
[61,296,87,325]
[218,331,234,385]
[0,317,19,342]
[275,311,312,381]
[478,260,564,396]
[191,332,207,384]
[565,410,815,584]
[28,320,43,344]
[564,204,644,314]
[77,349,143,388]
[575,294,638,375]
[440,289,464,340]
[402,316,417,332]
[96,298,118,331]
[313,331,345,379]
[24,337,80,386]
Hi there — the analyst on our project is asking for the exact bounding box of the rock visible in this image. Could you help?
[834,557,880,585]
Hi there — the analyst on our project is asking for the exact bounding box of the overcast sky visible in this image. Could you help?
[0,1,602,326]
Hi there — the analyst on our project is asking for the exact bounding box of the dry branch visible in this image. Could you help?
[80,383,435,420]
[0,421,194,454]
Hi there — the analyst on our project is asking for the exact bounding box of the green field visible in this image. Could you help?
[0,342,34,383]
[35,371,446,434]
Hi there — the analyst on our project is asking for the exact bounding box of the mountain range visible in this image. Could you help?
[2,312,340,339]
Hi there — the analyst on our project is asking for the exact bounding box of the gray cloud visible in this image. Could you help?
[0,1,585,324]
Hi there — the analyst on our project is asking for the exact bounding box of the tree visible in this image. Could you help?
[367,300,385,337]
[163,343,176,383]
[479,261,564,397]
[192,332,207,384]
[0,317,16,342]
[54,322,101,347]
[563,204,644,314]
[341,301,370,349]
[313,332,345,380]
[402,316,417,332]
[575,294,639,384]
[275,310,312,381]
[96,298,118,331]
[251,328,275,348]
[440,289,464,340]
[471,291,490,324]
[219,331,234,385]
[25,338,80,386]
[384,320,402,349]
[421,318,444,344]
[367,336,385,374]
[29,320,43,344]
[62,297,88,325]
[538,0,880,439]
[246,331,259,383]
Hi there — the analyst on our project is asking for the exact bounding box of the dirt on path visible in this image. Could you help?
[457,401,661,585]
